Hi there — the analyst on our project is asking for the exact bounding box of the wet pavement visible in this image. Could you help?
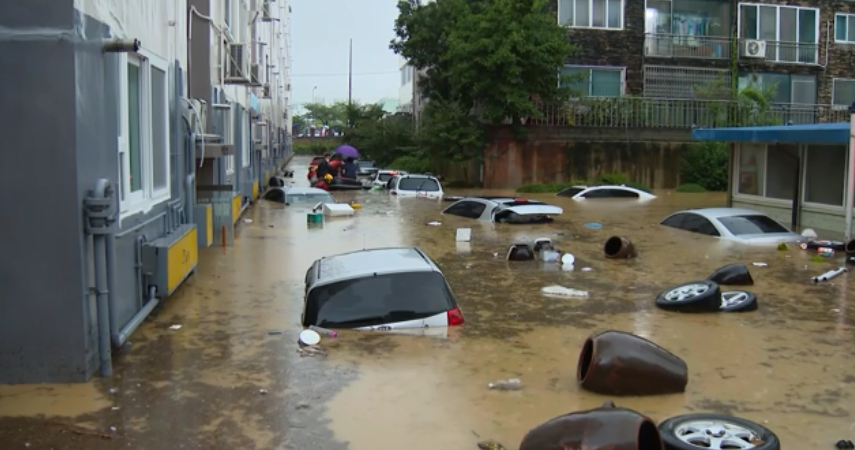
[2,155,855,449]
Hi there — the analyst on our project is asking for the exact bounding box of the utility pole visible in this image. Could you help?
[347,38,353,128]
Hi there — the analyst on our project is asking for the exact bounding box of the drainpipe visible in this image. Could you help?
[113,286,159,348]
[846,103,855,241]
[83,179,117,377]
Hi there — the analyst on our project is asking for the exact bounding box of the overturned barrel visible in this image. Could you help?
[507,243,535,261]
[519,401,663,450]
[577,330,688,396]
[707,263,754,286]
[604,236,637,259]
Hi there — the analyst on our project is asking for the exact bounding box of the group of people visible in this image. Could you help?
[309,153,358,191]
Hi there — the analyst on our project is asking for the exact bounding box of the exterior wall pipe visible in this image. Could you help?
[847,103,855,242]
[113,286,159,348]
[83,179,117,377]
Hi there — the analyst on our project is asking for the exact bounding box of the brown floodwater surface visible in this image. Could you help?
[1,155,854,450]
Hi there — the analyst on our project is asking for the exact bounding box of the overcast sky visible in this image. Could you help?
[290,0,401,112]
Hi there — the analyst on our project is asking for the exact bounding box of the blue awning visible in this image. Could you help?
[691,122,850,144]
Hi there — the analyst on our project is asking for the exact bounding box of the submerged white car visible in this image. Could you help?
[556,184,656,200]
[442,197,563,224]
[389,174,443,199]
[302,247,464,331]
[660,208,804,244]
[365,170,409,188]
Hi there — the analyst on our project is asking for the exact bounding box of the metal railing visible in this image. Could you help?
[740,39,819,64]
[527,98,849,128]
[644,34,732,59]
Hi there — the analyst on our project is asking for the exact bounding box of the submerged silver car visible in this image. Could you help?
[659,207,804,244]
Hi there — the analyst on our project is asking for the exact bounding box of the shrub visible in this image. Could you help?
[516,181,582,193]
[294,141,339,155]
[388,155,432,174]
[676,183,707,193]
[599,172,627,185]
[680,141,728,191]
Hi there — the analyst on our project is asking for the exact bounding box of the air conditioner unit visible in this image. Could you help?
[743,39,767,59]
[261,0,274,21]
[225,43,250,84]
[262,84,271,98]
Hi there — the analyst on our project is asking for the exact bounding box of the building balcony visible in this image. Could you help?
[644,34,732,60]
[738,39,819,65]
[528,98,847,129]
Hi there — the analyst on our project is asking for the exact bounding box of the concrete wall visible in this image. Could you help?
[483,126,689,189]
[0,0,192,383]
[0,0,91,383]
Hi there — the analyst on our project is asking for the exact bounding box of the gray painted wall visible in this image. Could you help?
[188,0,212,132]
[0,3,193,383]
[0,0,91,383]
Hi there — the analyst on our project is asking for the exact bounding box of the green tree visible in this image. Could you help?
[680,141,729,191]
[345,109,418,166]
[302,102,345,128]
[291,113,309,135]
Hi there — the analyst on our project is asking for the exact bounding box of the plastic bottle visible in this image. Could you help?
[309,325,338,338]
[488,378,522,390]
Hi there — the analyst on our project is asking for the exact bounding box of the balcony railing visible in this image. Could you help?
[739,39,819,65]
[644,34,732,60]
[527,98,848,129]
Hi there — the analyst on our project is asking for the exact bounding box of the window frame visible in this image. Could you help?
[241,108,250,168]
[835,13,855,44]
[733,143,850,211]
[737,3,820,65]
[118,49,172,222]
[832,78,855,107]
[558,0,625,30]
[561,65,626,97]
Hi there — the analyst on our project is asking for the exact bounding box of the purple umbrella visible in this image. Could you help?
[334,144,360,159]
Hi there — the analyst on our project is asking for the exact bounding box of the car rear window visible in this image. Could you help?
[303,272,456,328]
[286,193,335,204]
[398,178,440,192]
[557,187,585,197]
[378,173,394,182]
[717,215,789,235]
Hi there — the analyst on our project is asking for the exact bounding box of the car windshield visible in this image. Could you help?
[717,215,790,235]
[556,187,585,197]
[378,173,395,182]
[398,178,440,192]
[286,193,335,204]
[304,272,456,328]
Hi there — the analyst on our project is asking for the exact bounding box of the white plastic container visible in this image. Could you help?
[323,203,355,217]
[456,228,472,242]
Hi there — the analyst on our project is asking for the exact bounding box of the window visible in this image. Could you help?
[241,109,250,168]
[557,187,585,197]
[303,272,456,328]
[223,107,235,176]
[738,3,818,64]
[444,201,486,219]
[833,79,855,107]
[562,66,624,97]
[661,213,688,228]
[804,145,846,206]
[118,51,171,219]
[644,66,730,99]
[581,188,640,198]
[558,0,623,29]
[397,177,440,192]
[737,72,817,106]
[764,144,798,200]
[681,214,720,236]
[737,143,765,196]
[718,215,789,235]
[644,0,732,59]
[835,14,855,43]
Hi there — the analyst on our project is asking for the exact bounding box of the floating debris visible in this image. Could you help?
[168,324,182,331]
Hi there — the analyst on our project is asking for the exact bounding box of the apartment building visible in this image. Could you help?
[556,0,855,107]
[0,0,291,383]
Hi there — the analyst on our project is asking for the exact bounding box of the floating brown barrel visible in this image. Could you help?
[604,236,637,259]
[577,330,688,396]
[706,263,754,286]
[519,401,663,450]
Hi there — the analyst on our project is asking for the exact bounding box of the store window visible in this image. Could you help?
[804,145,845,206]
[738,143,765,196]
[764,144,798,200]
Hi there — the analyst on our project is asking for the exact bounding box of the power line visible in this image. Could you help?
[290,70,398,78]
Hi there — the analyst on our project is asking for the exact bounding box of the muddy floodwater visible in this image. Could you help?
[2,155,855,449]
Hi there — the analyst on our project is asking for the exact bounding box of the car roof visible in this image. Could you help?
[282,187,332,195]
[672,208,767,219]
[397,174,438,179]
[460,196,547,206]
[314,247,439,286]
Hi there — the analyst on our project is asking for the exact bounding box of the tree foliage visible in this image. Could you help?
[680,141,729,192]
[390,0,575,164]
